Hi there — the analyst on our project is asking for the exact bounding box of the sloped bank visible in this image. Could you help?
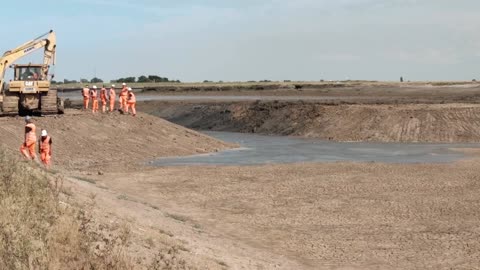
[142,101,480,143]
[0,109,231,171]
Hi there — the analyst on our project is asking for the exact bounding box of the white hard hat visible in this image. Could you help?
[41,130,47,136]
[111,84,115,87]
[128,87,132,91]
[93,85,97,89]
[122,83,126,86]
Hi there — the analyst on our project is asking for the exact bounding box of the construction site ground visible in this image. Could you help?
[2,82,480,269]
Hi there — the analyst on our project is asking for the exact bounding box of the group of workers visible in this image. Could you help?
[18,83,138,169]
[82,82,136,116]
[20,116,52,169]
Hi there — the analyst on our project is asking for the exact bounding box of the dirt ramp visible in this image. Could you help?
[0,109,231,171]
[145,101,480,143]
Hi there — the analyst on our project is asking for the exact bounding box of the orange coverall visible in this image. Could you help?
[119,87,128,111]
[109,88,116,112]
[39,135,52,168]
[82,87,90,109]
[91,89,99,113]
[20,123,36,160]
[126,92,136,116]
[100,88,107,113]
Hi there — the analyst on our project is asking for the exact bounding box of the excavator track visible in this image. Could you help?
[1,90,19,115]
[40,89,62,115]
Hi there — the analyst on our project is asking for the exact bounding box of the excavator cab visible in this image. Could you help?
[15,65,44,81]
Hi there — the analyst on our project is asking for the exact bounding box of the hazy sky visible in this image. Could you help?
[2,0,479,82]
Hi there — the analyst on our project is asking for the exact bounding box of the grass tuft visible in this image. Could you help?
[0,148,133,269]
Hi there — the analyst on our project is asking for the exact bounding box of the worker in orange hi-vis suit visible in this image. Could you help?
[109,84,116,112]
[20,116,37,160]
[82,85,90,109]
[100,85,108,113]
[119,83,128,112]
[125,88,136,116]
[91,85,99,113]
[38,129,52,169]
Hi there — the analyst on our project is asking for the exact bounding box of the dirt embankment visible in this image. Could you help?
[0,109,231,171]
[143,101,480,143]
[139,82,350,93]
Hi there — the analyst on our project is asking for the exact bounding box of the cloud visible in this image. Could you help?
[6,0,480,81]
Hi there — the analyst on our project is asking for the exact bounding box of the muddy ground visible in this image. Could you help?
[4,82,480,269]
[134,82,480,143]
[142,102,480,143]
[58,83,480,143]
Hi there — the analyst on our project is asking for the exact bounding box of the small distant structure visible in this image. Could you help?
[400,76,404,83]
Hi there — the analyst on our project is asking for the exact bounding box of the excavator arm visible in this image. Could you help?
[0,30,56,93]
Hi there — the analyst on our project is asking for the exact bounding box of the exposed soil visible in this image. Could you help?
[4,82,480,269]
[85,156,480,270]
[135,81,480,99]
[135,82,480,104]
[0,109,231,172]
[142,101,480,143]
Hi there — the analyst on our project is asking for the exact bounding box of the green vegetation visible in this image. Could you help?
[90,77,103,83]
[54,75,181,85]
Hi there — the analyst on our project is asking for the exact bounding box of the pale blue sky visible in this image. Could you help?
[2,0,479,82]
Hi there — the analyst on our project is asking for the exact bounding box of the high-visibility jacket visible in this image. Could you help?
[25,123,36,144]
[128,92,136,103]
[40,136,52,153]
[82,88,90,97]
[100,88,107,100]
[90,89,97,99]
[109,88,116,99]
[120,87,128,98]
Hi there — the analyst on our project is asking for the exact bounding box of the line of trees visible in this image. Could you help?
[111,75,180,83]
[52,75,180,84]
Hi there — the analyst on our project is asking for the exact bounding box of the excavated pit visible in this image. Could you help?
[141,100,480,143]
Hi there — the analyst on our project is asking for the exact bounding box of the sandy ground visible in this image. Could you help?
[0,109,231,171]
[81,155,480,269]
[3,82,480,269]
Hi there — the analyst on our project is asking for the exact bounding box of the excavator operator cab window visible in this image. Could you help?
[15,66,42,81]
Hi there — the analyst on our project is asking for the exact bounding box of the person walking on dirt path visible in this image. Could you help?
[38,129,52,169]
[100,85,108,113]
[109,84,116,112]
[125,87,136,116]
[119,83,128,112]
[91,85,99,113]
[20,116,37,160]
[82,85,90,110]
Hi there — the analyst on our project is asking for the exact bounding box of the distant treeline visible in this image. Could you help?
[52,75,181,84]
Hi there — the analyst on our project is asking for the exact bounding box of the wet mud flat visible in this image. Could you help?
[151,131,477,166]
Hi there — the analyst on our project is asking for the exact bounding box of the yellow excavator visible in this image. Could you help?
[0,30,63,115]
